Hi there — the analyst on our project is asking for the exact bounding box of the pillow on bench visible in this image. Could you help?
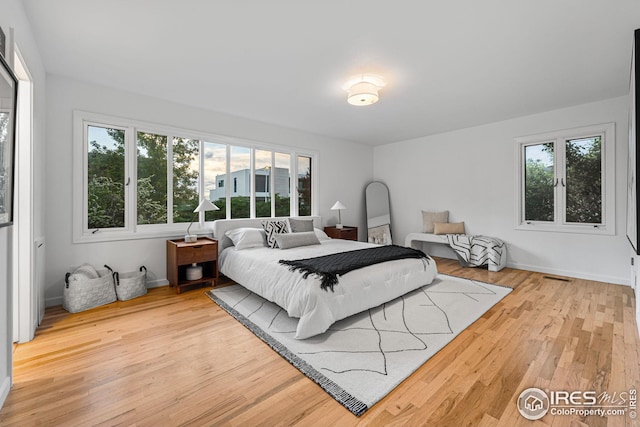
[434,222,465,235]
[422,210,449,233]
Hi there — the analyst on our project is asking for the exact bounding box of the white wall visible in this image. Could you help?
[0,227,11,408]
[44,75,373,305]
[631,252,640,337]
[374,96,630,285]
[0,0,47,409]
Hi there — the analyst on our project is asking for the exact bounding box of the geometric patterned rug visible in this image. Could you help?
[206,274,512,416]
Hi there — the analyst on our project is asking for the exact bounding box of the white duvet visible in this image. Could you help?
[219,240,438,339]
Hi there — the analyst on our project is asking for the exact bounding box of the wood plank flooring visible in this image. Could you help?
[1,258,638,426]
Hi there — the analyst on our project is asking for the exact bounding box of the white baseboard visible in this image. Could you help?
[431,253,629,286]
[45,296,62,307]
[636,287,640,339]
[45,279,171,307]
[512,261,637,336]
[0,376,10,410]
[146,278,169,289]
[507,261,629,286]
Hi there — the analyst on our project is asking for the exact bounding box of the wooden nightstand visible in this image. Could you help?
[324,226,358,241]
[166,237,218,293]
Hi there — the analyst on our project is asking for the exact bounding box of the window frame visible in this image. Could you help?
[73,111,319,243]
[135,129,169,227]
[514,122,615,235]
[86,123,131,230]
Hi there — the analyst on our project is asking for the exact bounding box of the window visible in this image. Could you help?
[516,123,615,234]
[204,141,227,222]
[229,147,248,218]
[275,152,291,217]
[172,137,199,223]
[298,155,312,216]
[73,111,317,242]
[255,174,269,193]
[137,131,167,225]
[255,149,271,218]
[0,112,9,218]
[87,125,126,230]
[254,150,292,218]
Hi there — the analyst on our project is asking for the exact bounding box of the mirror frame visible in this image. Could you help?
[0,52,17,228]
[365,181,392,245]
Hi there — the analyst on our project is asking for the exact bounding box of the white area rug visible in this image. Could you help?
[206,274,511,416]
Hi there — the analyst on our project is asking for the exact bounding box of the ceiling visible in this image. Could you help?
[21,0,640,146]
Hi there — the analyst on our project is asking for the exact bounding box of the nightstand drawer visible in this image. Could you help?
[339,228,357,240]
[177,244,217,265]
[324,226,358,241]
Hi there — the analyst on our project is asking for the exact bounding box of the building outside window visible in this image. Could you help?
[73,111,317,242]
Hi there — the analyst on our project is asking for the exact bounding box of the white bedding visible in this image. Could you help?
[219,239,438,339]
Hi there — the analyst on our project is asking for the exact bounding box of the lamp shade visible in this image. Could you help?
[194,198,219,213]
[185,199,219,242]
[331,201,347,210]
[347,82,380,106]
[343,74,386,106]
[331,201,346,229]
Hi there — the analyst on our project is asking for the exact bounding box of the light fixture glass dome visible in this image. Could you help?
[343,74,386,107]
[347,82,379,106]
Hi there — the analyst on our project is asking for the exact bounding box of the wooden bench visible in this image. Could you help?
[405,232,506,272]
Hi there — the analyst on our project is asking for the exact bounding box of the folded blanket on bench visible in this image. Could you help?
[446,235,505,269]
[279,245,431,292]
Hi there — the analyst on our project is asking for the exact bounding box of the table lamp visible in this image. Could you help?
[185,198,219,243]
[331,201,347,229]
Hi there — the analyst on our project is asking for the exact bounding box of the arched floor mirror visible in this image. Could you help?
[365,181,392,245]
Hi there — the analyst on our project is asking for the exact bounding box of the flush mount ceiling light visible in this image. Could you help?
[343,74,386,106]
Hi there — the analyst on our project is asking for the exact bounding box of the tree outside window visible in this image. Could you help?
[517,123,613,235]
[76,112,316,241]
[87,126,125,229]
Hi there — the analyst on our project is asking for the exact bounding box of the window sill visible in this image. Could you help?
[515,222,614,236]
[73,225,214,244]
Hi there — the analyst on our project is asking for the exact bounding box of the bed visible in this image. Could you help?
[212,217,438,339]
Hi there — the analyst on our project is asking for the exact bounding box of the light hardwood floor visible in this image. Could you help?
[0,258,638,426]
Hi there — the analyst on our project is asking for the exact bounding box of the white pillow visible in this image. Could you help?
[288,218,314,233]
[314,228,331,241]
[225,228,267,250]
[422,210,449,233]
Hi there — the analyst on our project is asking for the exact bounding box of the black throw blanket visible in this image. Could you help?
[279,245,430,292]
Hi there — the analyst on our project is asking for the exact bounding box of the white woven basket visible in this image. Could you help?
[63,265,117,313]
[114,266,148,301]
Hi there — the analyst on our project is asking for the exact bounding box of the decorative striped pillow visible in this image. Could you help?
[261,219,289,248]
